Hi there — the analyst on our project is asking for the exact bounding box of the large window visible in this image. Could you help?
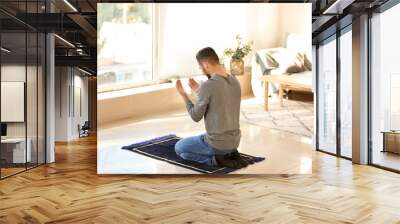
[98,3,153,91]
[316,26,353,159]
[317,36,337,154]
[339,28,352,158]
[370,3,400,171]
[97,3,284,92]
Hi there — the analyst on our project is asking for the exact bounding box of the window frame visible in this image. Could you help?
[97,3,162,93]
[315,24,353,161]
[368,1,400,173]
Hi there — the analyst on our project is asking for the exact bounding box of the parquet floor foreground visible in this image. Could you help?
[1,135,400,224]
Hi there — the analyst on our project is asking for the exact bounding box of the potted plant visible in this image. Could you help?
[224,35,253,76]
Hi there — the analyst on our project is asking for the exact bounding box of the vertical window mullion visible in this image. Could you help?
[336,28,341,157]
[36,0,39,167]
[25,1,28,171]
[315,44,319,151]
[367,11,373,165]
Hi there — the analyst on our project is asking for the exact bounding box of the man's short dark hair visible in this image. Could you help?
[196,47,220,64]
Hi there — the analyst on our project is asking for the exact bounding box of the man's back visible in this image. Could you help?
[192,74,241,155]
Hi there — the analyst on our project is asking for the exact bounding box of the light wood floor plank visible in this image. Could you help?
[1,135,400,223]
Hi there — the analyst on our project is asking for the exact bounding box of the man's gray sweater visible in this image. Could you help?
[185,74,241,155]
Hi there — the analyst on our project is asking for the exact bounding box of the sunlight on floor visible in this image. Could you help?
[98,103,313,174]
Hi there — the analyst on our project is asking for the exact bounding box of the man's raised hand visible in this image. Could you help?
[175,80,187,96]
[188,78,199,92]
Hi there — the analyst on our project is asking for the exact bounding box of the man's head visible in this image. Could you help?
[196,47,220,76]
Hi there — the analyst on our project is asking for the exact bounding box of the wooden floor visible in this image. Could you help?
[1,135,400,223]
[1,167,26,178]
[98,106,312,175]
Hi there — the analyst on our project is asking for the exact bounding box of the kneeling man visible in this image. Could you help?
[174,47,248,169]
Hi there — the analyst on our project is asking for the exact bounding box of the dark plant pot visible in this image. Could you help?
[230,58,244,76]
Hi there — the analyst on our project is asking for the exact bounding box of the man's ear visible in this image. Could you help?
[203,61,210,69]
[199,61,204,67]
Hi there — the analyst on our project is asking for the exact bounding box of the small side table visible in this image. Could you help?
[381,131,400,154]
[260,75,312,111]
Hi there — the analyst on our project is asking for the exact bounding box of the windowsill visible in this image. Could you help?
[98,70,252,100]
[98,82,175,100]
[98,75,208,100]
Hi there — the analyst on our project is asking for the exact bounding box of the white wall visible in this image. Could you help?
[76,74,89,124]
[158,3,281,78]
[157,3,311,79]
[277,3,312,58]
[1,82,25,122]
[1,65,26,143]
[1,66,26,126]
[1,65,33,138]
[1,63,46,164]
[55,67,69,141]
[71,74,89,138]
[55,67,89,141]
